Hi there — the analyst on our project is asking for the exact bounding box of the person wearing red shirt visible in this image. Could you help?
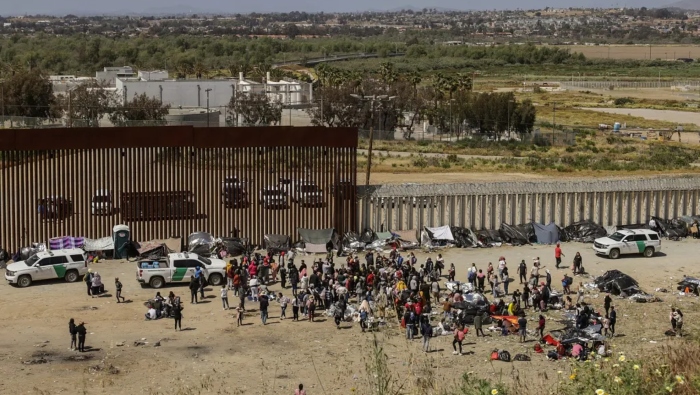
[452,325,467,355]
[554,243,565,269]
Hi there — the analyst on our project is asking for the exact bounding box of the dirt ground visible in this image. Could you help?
[0,238,698,394]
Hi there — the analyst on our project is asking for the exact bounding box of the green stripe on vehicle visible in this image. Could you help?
[172,268,188,281]
[635,241,646,253]
[53,265,67,278]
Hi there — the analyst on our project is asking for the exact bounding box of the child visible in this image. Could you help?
[115,278,125,303]
[221,285,229,310]
[602,315,610,337]
[236,303,244,326]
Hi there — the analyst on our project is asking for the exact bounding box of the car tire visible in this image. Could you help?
[643,247,654,257]
[609,248,620,259]
[208,273,224,287]
[64,270,79,283]
[149,276,165,289]
[17,275,32,288]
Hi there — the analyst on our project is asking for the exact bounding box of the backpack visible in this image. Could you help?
[498,350,511,362]
[513,354,531,362]
[565,276,573,286]
[468,270,476,281]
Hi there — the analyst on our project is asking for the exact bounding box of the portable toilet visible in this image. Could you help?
[113,224,130,259]
[613,122,621,132]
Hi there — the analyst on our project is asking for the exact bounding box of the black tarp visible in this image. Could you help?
[263,234,291,254]
[532,222,560,244]
[595,270,642,296]
[677,276,700,295]
[187,232,215,257]
[359,228,377,244]
[652,216,689,238]
[561,220,607,243]
[476,229,503,245]
[499,223,531,245]
[221,237,251,256]
[451,226,478,248]
[616,223,648,230]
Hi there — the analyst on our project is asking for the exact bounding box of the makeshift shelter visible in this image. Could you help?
[532,222,560,245]
[263,234,291,254]
[595,270,643,296]
[499,223,531,245]
[475,229,503,246]
[651,216,689,238]
[420,226,455,247]
[49,236,85,250]
[561,220,607,243]
[678,276,700,295]
[359,228,378,244]
[390,230,419,250]
[221,237,251,256]
[450,226,478,248]
[297,228,338,253]
[83,237,115,252]
[187,232,215,257]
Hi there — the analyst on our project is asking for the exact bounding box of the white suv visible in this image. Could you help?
[5,249,88,287]
[593,229,661,259]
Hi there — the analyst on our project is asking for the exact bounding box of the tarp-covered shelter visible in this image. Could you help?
[221,237,251,256]
[420,226,455,247]
[450,226,478,248]
[595,270,642,296]
[83,237,115,252]
[652,216,689,238]
[49,236,85,250]
[532,222,560,245]
[187,232,215,257]
[263,234,291,254]
[298,228,339,253]
[499,223,531,245]
[561,220,607,243]
[476,229,503,246]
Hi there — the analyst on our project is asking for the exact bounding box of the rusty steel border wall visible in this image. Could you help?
[0,126,358,252]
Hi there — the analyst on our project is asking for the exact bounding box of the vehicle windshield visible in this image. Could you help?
[300,185,320,193]
[26,255,40,265]
[263,190,284,196]
[608,232,626,242]
[197,256,212,265]
[92,196,110,203]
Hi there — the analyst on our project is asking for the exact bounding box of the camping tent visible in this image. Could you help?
[263,234,291,253]
[298,228,338,253]
[532,222,560,244]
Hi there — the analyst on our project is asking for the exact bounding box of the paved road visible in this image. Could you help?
[358,149,524,161]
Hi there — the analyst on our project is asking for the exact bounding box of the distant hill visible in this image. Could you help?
[667,0,700,10]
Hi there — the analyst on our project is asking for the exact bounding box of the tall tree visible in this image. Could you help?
[227,91,282,126]
[108,93,171,127]
[1,70,59,124]
[56,80,115,127]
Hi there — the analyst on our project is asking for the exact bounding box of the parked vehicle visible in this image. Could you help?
[593,229,661,259]
[38,196,74,221]
[259,187,288,209]
[91,189,114,215]
[222,177,249,208]
[294,182,324,207]
[5,249,87,287]
[136,252,226,289]
[121,191,196,221]
[331,180,354,200]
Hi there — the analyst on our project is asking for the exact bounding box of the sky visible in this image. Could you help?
[0,0,675,16]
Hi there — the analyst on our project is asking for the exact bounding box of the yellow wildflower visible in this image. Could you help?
[666,386,673,393]
[618,355,626,362]
[491,390,499,395]
[675,375,685,385]
[614,376,622,384]
[569,374,577,380]
[596,389,605,395]
[613,364,620,368]
[633,365,640,370]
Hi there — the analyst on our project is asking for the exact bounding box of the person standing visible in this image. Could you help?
[537,315,545,340]
[421,318,433,352]
[259,291,269,325]
[189,276,199,304]
[295,384,307,395]
[573,252,582,275]
[517,315,527,343]
[198,273,206,300]
[221,285,230,310]
[554,244,565,269]
[278,292,290,320]
[452,325,466,355]
[474,313,485,337]
[448,263,456,282]
[307,295,316,322]
[545,270,552,290]
[477,270,485,292]
[670,308,677,332]
[173,302,183,331]
[236,304,244,327]
[517,260,527,284]
[279,265,287,289]
[673,309,683,337]
[576,282,585,304]
[603,293,612,317]
[502,266,510,295]
[115,278,125,303]
[292,294,300,321]
[76,322,87,352]
[467,263,477,287]
[69,318,77,351]
[84,270,93,296]
[609,306,617,337]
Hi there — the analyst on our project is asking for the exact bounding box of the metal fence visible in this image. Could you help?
[0,126,358,252]
[561,80,700,90]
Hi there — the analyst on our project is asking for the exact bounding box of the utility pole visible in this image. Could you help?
[205,88,212,127]
[552,102,556,145]
[1,83,4,129]
[351,94,395,186]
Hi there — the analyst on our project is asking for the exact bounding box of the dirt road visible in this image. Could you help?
[0,240,697,394]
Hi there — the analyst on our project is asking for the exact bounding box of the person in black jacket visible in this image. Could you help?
[69,318,77,350]
[172,303,183,331]
[115,278,125,303]
[604,293,612,317]
[76,322,87,352]
[189,277,199,304]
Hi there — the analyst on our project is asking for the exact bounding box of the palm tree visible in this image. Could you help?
[406,71,422,97]
[193,62,208,79]
[378,62,397,91]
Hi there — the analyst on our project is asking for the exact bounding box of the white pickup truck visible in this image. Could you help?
[136,252,226,289]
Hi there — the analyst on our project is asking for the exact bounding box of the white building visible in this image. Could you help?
[96,66,136,86]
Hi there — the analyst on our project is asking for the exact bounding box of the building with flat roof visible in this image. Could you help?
[96,66,136,86]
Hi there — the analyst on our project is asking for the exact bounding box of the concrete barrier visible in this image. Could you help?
[357,176,700,231]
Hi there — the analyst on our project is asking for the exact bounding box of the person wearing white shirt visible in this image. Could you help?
[220,285,229,310]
